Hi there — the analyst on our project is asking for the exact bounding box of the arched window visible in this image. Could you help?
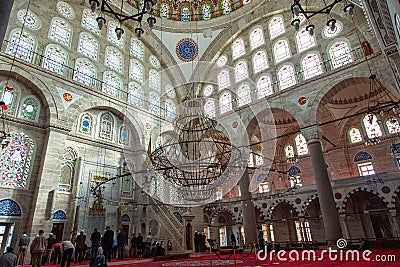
[79,113,93,134]
[257,75,273,99]
[295,134,308,155]
[363,114,383,139]
[288,166,302,187]
[250,27,265,50]
[107,21,124,48]
[349,127,363,143]
[296,28,316,52]
[6,29,36,63]
[202,3,212,20]
[328,40,353,69]
[232,38,245,60]
[57,1,75,19]
[19,96,40,121]
[73,58,96,87]
[218,69,230,90]
[105,46,123,73]
[99,112,115,141]
[42,44,68,75]
[165,99,176,120]
[128,82,143,107]
[58,147,77,192]
[269,16,285,39]
[0,82,19,115]
[0,132,34,188]
[149,55,160,69]
[77,32,99,60]
[204,99,216,118]
[285,145,295,159]
[203,85,214,96]
[217,55,227,67]
[17,9,41,30]
[234,61,248,83]
[130,38,144,60]
[102,71,121,98]
[149,91,161,114]
[119,126,129,145]
[81,9,100,35]
[49,18,72,46]
[149,69,161,91]
[166,85,176,98]
[278,64,296,90]
[181,6,191,21]
[253,50,268,73]
[219,92,232,114]
[237,84,251,106]
[160,3,171,19]
[222,0,232,15]
[129,59,144,83]
[386,117,400,134]
[302,53,323,80]
[273,39,291,63]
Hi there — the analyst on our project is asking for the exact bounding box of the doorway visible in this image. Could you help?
[51,223,64,242]
[0,223,14,253]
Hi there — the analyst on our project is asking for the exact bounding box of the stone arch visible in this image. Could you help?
[210,207,236,225]
[300,193,319,217]
[389,184,400,210]
[121,214,131,223]
[266,199,299,221]
[253,203,266,223]
[340,187,389,213]
[0,198,22,217]
[52,209,67,221]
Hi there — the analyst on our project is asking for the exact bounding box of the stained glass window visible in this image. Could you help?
[119,126,129,145]
[181,6,191,22]
[99,112,114,141]
[130,38,144,60]
[257,75,273,99]
[79,113,93,134]
[149,91,161,114]
[302,53,323,80]
[237,84,251,106]
[203,85,214,96]
[129,59,144,83]
[323,22,342,38]
[107,21,124,48]
[386,117,400,134]
[218,69,230,90]
[19,97,39,121]
[296,28,316,53]
[204,99,216,118]
[250,27,265,50]
[166,85,176,98]
[243,0,252,5]
[128,82,143,107]
[149,55,160,68]
[202,3,212,20]
[285,145,295,158]
[49,18,72,46]
[0,132,34,189]
[363,114,383,139]
[42,44,68,75]
[232,38,245,60]
[73,59,96,87]
[349,127,363,143]
[160,3,170,19]
[165,99,176,120]
[269,16,285,39]
[102,71,121,98]
[328,40,353,69]
[81,9,100,35]
[6,29,36,63]
[57,1,75,19]
[253,50,268,73]
[273,39,291,63]
[219,92,232,114]
[255,154,263,166]
[235,61,248,83]
[222,0,232,15]
[17,9,41,30]
[77,32,98,60]
[278,64,296,90]
[0,82,19,115]
[105,46,123,73]
[295,134,308,155]
[217,55,227,67]
[149,69,161,91]
[58,147,77,192]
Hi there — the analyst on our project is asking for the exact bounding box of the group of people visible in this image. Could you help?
[194,231,207,252]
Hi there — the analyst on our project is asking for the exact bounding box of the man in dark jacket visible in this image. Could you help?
[74,230,86,263]
[103,226,114,262]
[130,234,138,258]
[90,228,101,260]
[117,229,127,260]
[17,233,30,265]
[0,247,17,267]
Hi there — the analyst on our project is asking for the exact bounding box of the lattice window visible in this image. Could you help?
[77,33,98,60]
[235,61,248,83]
[181,6,191,21]
[105,46,123,73]
[218,69,230,90]
[232,38,245,60]
[165,99,176,120]
[160,3,170,19]
[257,75,273,99]
[6,29,36,63]
[79,113,93,134]
[386,117,400,134]
[278,64,296,90]
[19,97,40,121]
[222,0,232,15]
[357,162,375,176]
[0,82,19,116]
[129,59,144,83]
[99,112,114,141]
[130,38,144,60]
[149,91,161,114]
[269,16,285,39]
[237,84,251,106]
[42,44,68,75]
[250,27,265,50]
[17,9,42,30]
[295,134,308,155]
[253,50,268,73]
[202,3,212,20]
[363,114,383,139]
[302,53,323,80]
[219,92,232,114]
[49,18,72,46]
[328,40,353,69]
[128,82,143,107]
[81,9,100,35]
[102,71,121,98]
[149,69,161,91]
[296,28,316,52]
[107,21,124,48]
[57,1,75,19]
[217,55,228,67]
[273,39,291,63]
[285,145,295,159]
[0,132,34,189]
[73,59,96,87]
[204,99,216,118]
[119,126,129,145]
[349,127,363,143]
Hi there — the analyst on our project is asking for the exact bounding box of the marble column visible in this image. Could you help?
[339,213,351,240]
[0,0,14,46]
[239,168,258,247]
[301,126,342,245]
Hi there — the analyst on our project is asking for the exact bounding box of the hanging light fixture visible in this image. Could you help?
[0,100,10,149]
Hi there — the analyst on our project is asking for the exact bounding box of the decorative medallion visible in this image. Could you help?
[176,38,198,62]
[335,192,342,199]
[17,10,42,30]
[295,198,302,204]
[298,96,307,105]
[232,121,238,128]
[63,92,73,102]
[381,186,390,194]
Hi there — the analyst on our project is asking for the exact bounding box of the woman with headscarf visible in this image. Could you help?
[90,247,105,267]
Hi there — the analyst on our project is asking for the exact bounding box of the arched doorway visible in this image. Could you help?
[271,202,299,243]
[304,198,324,242]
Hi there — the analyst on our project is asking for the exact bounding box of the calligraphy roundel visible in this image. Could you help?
[176,38,198,62]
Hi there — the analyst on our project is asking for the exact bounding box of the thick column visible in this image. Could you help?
[0,0,14,46]
[339,214,351,240]
[240,168,257,247]
[302,126,342,246]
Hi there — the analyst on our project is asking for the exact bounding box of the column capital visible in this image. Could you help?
[301,125,323,144]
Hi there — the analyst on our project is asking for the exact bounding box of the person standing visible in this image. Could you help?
[44,233,56,264]
[144,232,152,256]
[60,238,74,267]
[17,233,30,266]
[130,233,138,258]
[75,230,86,263]
[230,231,236,247]
[194,231,199,252]
[137,233,143,257]
[90,228,101,260]
[117,229,127,260]
[103,226,114,262]
[30,230,47,267]
[0,247,17,267]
